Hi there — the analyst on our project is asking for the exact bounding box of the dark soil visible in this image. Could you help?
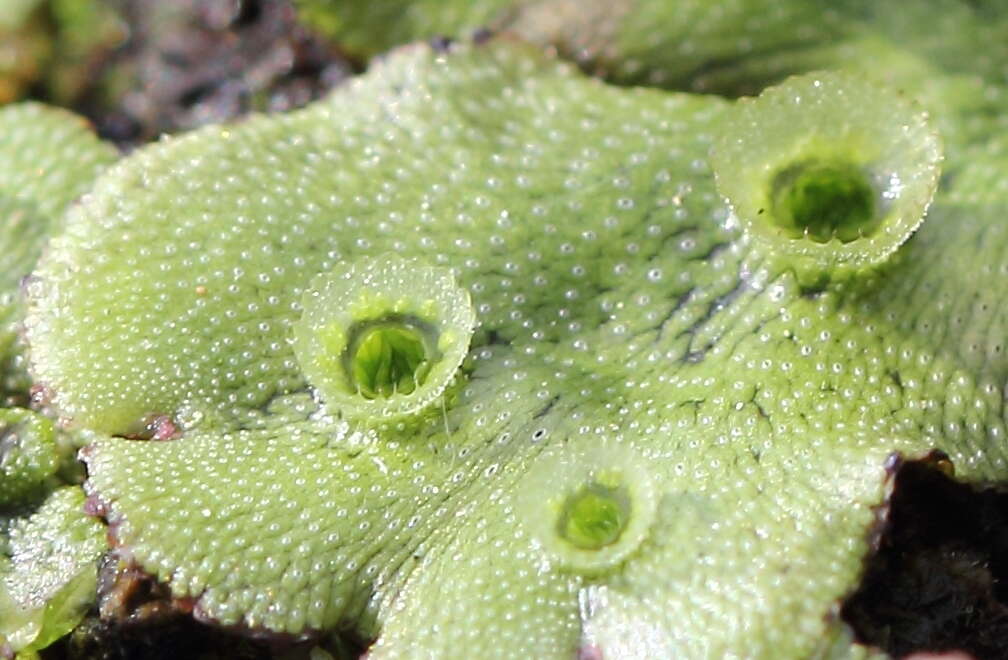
[843,460,1008,660]
[39,550,367,659]
[43,616,277,660]
[71,0,356,148]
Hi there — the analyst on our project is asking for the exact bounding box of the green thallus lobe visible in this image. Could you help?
[20,31,1002,657]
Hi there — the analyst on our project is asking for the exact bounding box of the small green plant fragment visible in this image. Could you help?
[43,0,126,104]
[0,407,58,505]
[0,102,117,406]
[769,160,877,243]
[557,482,629,550]
[295,0,510,57]
[0,0,50,104]
[0,102,118,258]
[0,200,49,406]
[295,0,854,96]
[0,0,125,106]
[297,0,1008,118]
[711,70,941,275]
[347,319,436,399]
[294,255,474,422]
[0,103,113,657]
[0,486,105,656]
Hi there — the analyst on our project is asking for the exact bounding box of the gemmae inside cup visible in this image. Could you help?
[293,255,476,422]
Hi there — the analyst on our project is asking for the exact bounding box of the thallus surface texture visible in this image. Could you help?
[5,7,1008,658]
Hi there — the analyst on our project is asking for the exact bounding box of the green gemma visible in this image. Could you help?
[293,254,475,422]
[557,482,631,551]
[518,445,658,575]
[769,159,877,244]
[346,317,438,399]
